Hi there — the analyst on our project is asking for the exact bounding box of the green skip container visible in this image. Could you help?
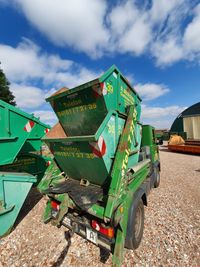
[0,100,50,165]
[46,65,141,136]
[0,172,36,237]
[0,100,50,237]
[44,65,142,186]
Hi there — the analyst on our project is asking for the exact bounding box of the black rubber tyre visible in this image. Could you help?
[154,166,160,188]
[125,198,144,250]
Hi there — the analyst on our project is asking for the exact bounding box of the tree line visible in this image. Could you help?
[0,63,16,106]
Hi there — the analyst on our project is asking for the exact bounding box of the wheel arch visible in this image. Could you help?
[134,186,148,207]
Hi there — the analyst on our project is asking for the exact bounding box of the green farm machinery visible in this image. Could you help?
[38,65,160,266]
[0,100,51,237]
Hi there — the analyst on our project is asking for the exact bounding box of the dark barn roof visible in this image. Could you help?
[170,102,200,132]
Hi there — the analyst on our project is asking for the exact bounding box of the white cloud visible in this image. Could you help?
[109,0,185,58]
[151,37,184,66]
[183,4,200,56]
[135,83,169,101]
[0,38,187,130]
[150,0,184,23]
[109,1,151,55]
[141,104,186,119]
[15,0,109,57]
[9,81,58,125]
[141,104,187,129]
[0,40,43,81]
[0,38,73,83]
[151,2,200,66]
[0,39,104,128]
[109,1,138,36]
[7,0,200,66]
[33,110,57,125]
[42,65,99,88]
[10,83,59,109]
[10,83,45,108]
[0,38,99,87]
[143,119,172,129]
[119,17,151,55]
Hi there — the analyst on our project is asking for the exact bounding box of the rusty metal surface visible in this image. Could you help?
[185,139,200,146]
[168,144,200,154]
[46,122,67,139]
[50,87,69,97]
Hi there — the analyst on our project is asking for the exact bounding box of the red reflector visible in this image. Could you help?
[92,220,100,231]
[91,220,114,238]
[46,160,51,166]
[51,200,59,210]
[45,128,50,133]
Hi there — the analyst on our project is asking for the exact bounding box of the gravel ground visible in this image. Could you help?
[0,147,200,267]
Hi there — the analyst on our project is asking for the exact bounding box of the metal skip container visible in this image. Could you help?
[0,100,50,165]
[44,65,142,186]
[0,100,50,237]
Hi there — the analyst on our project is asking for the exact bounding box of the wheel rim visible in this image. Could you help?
[134,205,142,240]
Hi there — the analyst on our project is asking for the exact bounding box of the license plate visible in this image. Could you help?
[86,228,97,244]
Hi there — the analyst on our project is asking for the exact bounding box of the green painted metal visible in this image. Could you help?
[44,112,126,186]
[38,160,65,192]
[39,65,160,267]
[0,100,50,165]
[46,65,141,136]
[0,172,36,237]
[0,153,50,182]
[40,105,151,266]
[0,100,51,237]
[141,125,159,163]
[104,105,138,220]
[44,66,142,186]
[112,162,150,266]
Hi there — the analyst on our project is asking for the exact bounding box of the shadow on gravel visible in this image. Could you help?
[51,232,110,267]
[14,187,43,228]
[195,169,200,172]
[51,231,72,267]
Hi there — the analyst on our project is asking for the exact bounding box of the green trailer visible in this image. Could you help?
[0,100,51,237]
[39,65,160,266]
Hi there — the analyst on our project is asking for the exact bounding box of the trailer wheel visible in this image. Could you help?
[125,198,144,250]
[154,166,160,188]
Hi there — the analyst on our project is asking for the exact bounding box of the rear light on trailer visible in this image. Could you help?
[91,220,114,238]
[51,200,60,211]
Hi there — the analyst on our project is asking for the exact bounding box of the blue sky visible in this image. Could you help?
[0,0,200,129]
